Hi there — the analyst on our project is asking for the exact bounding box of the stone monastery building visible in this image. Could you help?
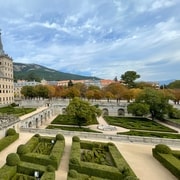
[0,30,14,105]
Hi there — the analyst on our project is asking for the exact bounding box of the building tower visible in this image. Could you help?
[0,30,14,105]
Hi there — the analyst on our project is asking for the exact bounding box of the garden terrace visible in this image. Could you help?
[0,106,36,117]
[104,116,178,133]
[51,114,98,125]
[68,136,138,180]
[0,134,65,179]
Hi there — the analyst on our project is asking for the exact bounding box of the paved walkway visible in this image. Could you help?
[88,116,129,134]
[0,115,179,180]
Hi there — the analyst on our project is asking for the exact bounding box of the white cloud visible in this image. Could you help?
[0,0,180,81]
[151,0,177,11]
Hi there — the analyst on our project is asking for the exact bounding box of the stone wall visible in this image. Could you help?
[21,128,180,147]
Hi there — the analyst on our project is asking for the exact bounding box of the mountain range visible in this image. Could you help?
[13,62,100,81]
[13,62,177,85]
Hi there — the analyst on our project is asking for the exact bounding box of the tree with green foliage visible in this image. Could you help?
[167,80,180,89]
[27,72,41,82]
[168,107,180,119]
[74,83,87,98]
[68,80,73,87]
[66,97,102,127]
[136,88,172,120]
[21,85,51,99]
[35,85,49,98]
[21,86,37,98]
[66,86,80,98]
[127,102,149,116]
[121,71,140,88]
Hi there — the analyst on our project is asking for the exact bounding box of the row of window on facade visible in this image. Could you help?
[0,96,14,104]
[0,90,14,93]
[0,84,13,88]
[0,78,13,82]
[1,67,13,71]
[0,61,13,67]
[1,73,13,78]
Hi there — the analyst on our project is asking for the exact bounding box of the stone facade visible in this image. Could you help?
[0,31,14,105]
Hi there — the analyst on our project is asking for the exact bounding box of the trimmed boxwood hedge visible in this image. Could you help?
[6,153,20,166]
[0,133,19,152]
[69,137,138,180]
[11,173,36,180]
[152,144,180,179]
[0,165,17,179]
[0,134,65,180]
[23,135,39,153]
[104,116,177,133]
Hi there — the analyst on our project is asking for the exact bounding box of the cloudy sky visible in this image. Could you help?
[0,0,180,81]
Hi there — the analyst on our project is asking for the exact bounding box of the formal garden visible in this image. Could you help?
[68,136,138,180]
[0,132,65,179]
[104,116,180,139]
[0,95,179,179]
[0,105,36,117]
[46,114,101,133]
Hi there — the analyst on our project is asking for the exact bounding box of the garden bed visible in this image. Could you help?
[0,134,65,180]
[104,116,177,132]
[51,114,98,125]
[46,124,102,133]
[152,144,180,179]
[118,130,180,139]
[68,136,138,180]
[0,106,36,117]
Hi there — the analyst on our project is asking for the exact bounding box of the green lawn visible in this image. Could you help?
[46,125,102,133]
[118,130,180,139]
[104,116,177,133]
[51,114,98,125]
[167,118,180,125]
[0,106,36,117]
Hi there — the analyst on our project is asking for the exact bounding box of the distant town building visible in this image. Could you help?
[0,30,14,105]
[57,79,85,87]
[14,80,40,98]
[57,79,115,88]
[100,79,115,88]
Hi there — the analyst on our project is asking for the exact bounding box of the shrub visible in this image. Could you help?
[6,153,20,166]
[124,176,139,180]
[107,142,114,146]
[0,133,19,152]
[155,144,171,154]
[168,107,180,119]
[0,165,17,179]
[6,128,16,136]
[17,144,29,155]
[56,134,64,141]
[34,134,40,138]
[49,154,57,161]
[46,165,55,172]
[70,157,80,165]
[68,169,78,178]
[25,136,39,152]
[72,136,80,142]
